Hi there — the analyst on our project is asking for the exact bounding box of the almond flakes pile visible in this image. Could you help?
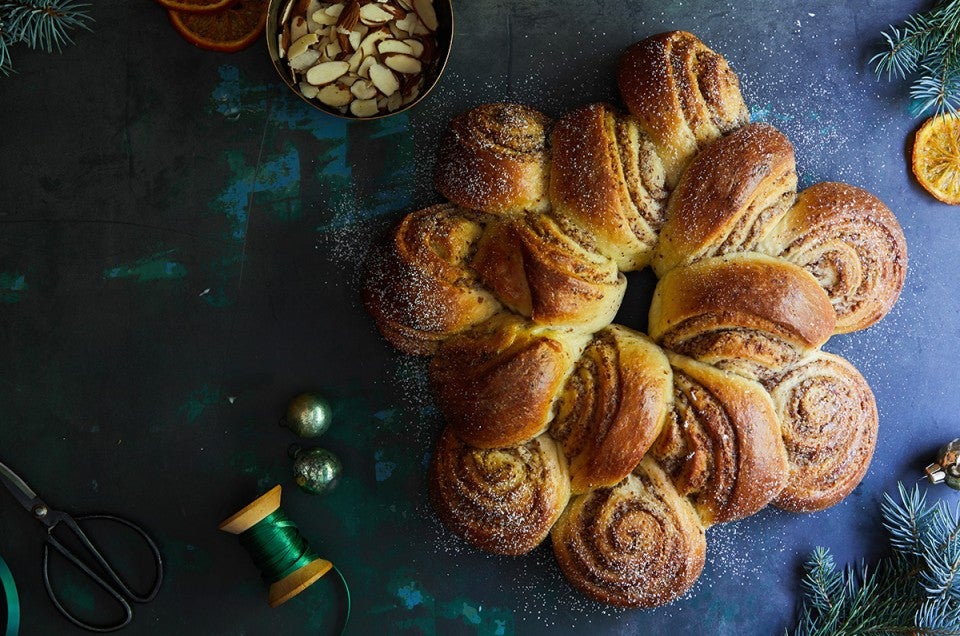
[279,0,439,117]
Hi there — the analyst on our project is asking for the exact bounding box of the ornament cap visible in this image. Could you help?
[926,462,947,485]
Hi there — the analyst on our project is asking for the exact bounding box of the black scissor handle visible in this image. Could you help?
[41,514,164,633]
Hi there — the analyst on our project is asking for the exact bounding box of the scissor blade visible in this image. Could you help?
[0,460,40,512]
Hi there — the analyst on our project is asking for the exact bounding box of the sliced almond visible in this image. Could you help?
[304,0,324,31]
[348,30,362,50]
[299,82,319,99]
[403,38,424,57]
[311,9,338,26]
[324,3,344,17]
[347,49,363,73]
[401,84,420,105]
[350,98,380,117]
[288,32,319,60]
[378,39,413,55]
[337,31,350,53]
[368,62,399,96]
[339,74,359,86]
[411,15,429,35]
[290,15,309,42]
[317,83,353,107]
[325,40,342,58]
[358,3,393,24]
[306,60,350,85]
[387,91,403,111]
[336,0,359,31]
[413,0,438,31]
[290,16,309,41]
[395,13,417,35]
[358,55,376,78]
[387,21,404,39]
[397,0,413,9]
[289,49,321,72]
[380,4,406,19]
[359,28,391,56]
[384,53,421,74]
[350,78,378,100]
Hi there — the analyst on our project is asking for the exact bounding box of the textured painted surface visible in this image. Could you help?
[0,0,950,634]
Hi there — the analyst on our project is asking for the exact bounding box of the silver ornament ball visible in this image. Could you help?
[291,446,342,495]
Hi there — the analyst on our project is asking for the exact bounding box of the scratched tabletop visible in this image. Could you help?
[0,0,953,634]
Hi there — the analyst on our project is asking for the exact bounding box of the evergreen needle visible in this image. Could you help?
[873,0,960,118]
[790,483,960,634]
[0,0,93,75]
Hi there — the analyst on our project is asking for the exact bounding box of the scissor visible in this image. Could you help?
[0,461,163,633]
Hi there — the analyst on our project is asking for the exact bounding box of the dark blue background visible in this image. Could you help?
[0,0,948,633]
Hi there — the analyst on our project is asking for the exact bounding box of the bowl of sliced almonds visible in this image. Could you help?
[267,0,453,119]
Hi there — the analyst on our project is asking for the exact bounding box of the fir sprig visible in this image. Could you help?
[0,0,93,75]
[791,483,960,635]
[872,0,960,118]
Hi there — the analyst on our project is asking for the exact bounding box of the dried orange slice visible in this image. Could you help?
[156,0,239,13]
[168,0,268,53]
[913,114,960,204]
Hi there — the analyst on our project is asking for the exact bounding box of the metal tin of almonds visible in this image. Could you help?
[265,0,454,120]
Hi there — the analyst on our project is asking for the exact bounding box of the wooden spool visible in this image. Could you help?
[219,484,333,608]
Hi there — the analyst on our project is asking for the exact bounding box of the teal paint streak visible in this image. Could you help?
[103,250,187,282]
[374,449,397,482]
[253,142,302,221]
[212,150,254,242]
[203,65,416,308]
[209,65,415,234]
[0,271,27,303]
[208,143,303,245]
[379,572,514,635]
[178,384,220,423]
[397,581,424,609]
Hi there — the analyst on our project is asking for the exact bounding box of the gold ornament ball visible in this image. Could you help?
[282,393,333,438]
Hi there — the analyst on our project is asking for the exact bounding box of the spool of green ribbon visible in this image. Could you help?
[219,485,350,632]
[238,509,323,585]
[0,554,19,636]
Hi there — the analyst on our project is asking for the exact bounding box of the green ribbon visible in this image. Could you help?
[0,555,19,636]
[238,510,321,584]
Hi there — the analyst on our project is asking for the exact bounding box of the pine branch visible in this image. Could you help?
[790,483,960,634]
[874,0,960,117]
[0,0,92,75]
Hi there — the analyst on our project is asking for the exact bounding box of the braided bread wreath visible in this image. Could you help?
[362,31,908,608]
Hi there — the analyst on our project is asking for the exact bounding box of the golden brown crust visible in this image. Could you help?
[549,103,668,271]
[760,182,908,334]
[617,31,749,187]
[434,103,552,215]
[653,123,798,277]
[550,326,672,494]
[362,204,501,355]
[652,353,787,525]
[471,213,626,332]
[768,351,878,512]
[359,32,902,610]
[430,315,589,449]
[648,253,836,381]
[551,457,706,608]
[429,428,571,555]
